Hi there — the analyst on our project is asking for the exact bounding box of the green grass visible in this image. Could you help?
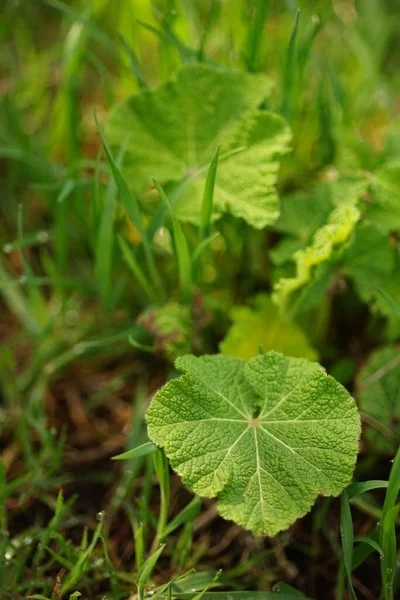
[1,1,400,598]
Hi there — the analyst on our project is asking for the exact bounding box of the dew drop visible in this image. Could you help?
[386,583,393,590]
[96,510,106,521]
[386,567,393,574]
[3,244,13,254]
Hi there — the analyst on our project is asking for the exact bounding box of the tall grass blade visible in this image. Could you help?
[201,145,219,239]
[137,544,165,600]
[118,235,157,302]
[245,0,268,72]
[380,446,400,600]
[281,9,300,119]
[340,490,358,600]
[119,34,148,88]
[94,112,164,299]
[198,0,220,61]
[153,179,192,302]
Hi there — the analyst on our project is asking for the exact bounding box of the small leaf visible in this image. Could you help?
[220,295,318,361]
[357,346,400,453]
[146,351,360,536]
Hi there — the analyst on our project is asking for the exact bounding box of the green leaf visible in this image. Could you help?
[340,490,358,600]
[146,351,360,536]
[138,302,193,361]
[113,442,157,461]
[377,287,400,318]
[272,176,371,314]
[271,177,366,266]
[153,179,192,302]
[106,64,291,229]
[201,145,220,239]
[271,188,333,266]
[380,445,400,600]
[220,295,318,361]
[137,544,165,599]
[273,203,361,315]
[357,345,400,453]
[341,224,396,308]
[367,160,400,234]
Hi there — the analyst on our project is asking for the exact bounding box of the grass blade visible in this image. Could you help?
[245,0,268,72]
[201,145,219,239]
[94,111,164,299]
[119,34,148,88]
[281,9,300,119]
[152,450,170,549]
[113,442,157,461]
[137,543,165,600]
[347,480,389,499]
[162,496,202,537]
[353,536,384,558]
[340,490,358,600]
[153,179,192,302]
[118,235,157,302]
[380,446,400,600]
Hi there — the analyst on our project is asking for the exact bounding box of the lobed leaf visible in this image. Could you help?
[220,295,318,361]
[106,64,291,228]
[146,352,360,536]
[273,203,361,315]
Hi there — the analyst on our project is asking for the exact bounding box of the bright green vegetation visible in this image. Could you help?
[1,1,400,599]
[147,352,360,536]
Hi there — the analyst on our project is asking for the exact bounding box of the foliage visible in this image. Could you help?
[1,1,400,598]
[106,64,291,228]
[357,346,400,453]
[220,295,318,361]
[146,352,360,536]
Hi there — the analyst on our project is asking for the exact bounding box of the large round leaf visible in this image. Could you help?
[106,64,291,228]
[146,351,360,536]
